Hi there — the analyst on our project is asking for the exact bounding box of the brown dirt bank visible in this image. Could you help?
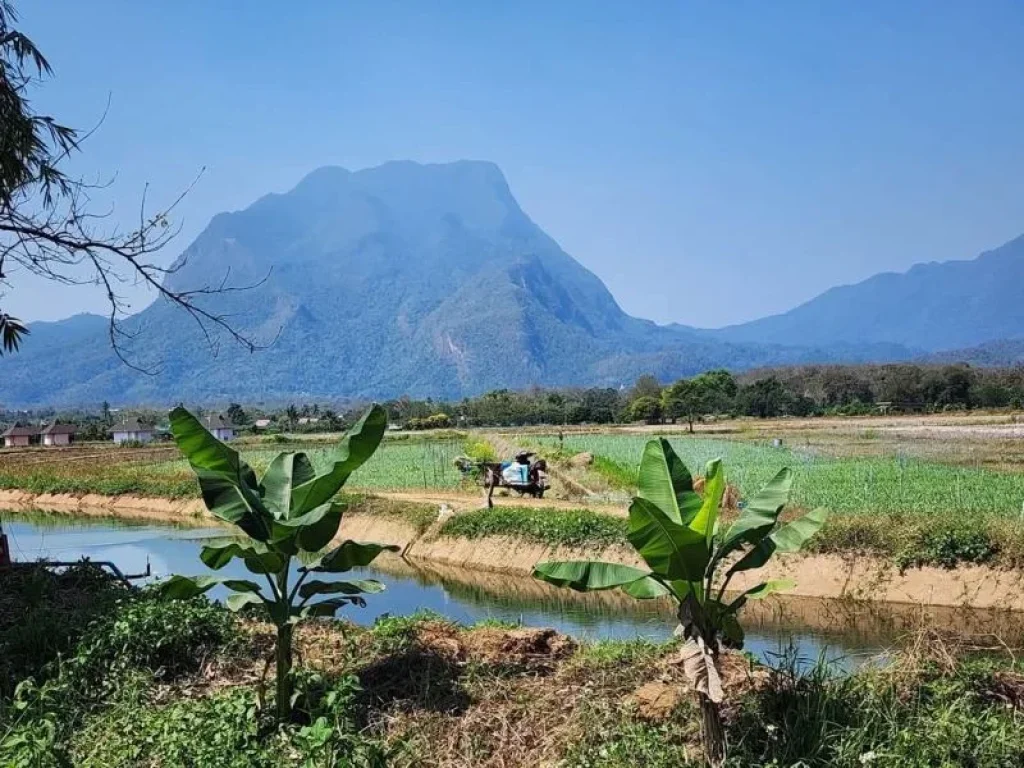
[6,488,1024,613]
[382,556,1024,645]
[0,488,211,525]
[339,512,1024,612]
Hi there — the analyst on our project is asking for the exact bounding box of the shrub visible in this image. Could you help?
[72,591,237,683]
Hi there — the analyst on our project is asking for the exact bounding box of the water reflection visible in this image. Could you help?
[7,510,1021,672]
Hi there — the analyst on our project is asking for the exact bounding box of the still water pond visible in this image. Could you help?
[7,511,1004,671]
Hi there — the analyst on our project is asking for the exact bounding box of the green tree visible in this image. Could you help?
[533,439,826,765]
[662,379,702,432]
[692,369,737,414]
[628,395,662,424]
[160,405,396,722]
[225,402,247,425]
[738,376,789,418]
[631,373,663,401]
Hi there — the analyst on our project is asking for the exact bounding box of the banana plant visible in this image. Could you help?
[533,438,826,766]
[159,404,397,721]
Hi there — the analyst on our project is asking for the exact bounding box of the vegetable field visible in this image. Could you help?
[151,438,469,491]
[0,436,472,498]
[534,433,1024,520]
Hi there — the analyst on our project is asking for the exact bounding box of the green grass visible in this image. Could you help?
[5,572,1024,768]
[537,433,1024,521]
[438,506,627,548]
[338,493,439,534]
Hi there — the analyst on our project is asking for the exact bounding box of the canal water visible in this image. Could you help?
[7,510,1018,672]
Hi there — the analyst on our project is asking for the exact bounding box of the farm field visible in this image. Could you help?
[2,414,1024,522]
[526,430,1024,522]
[0,434,476,498]
[150,437,469,491]
[4,413,1024,572]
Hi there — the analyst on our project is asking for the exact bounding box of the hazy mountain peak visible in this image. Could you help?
[5,160,1021,406]
[714,233,1024,351]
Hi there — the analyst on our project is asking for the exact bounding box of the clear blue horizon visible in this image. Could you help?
[10,0,1024,328]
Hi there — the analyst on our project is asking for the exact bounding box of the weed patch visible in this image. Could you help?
[438,506,627,548]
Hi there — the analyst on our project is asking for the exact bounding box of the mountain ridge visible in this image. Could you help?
[2,160,1020,406]
[709,233,1024,351]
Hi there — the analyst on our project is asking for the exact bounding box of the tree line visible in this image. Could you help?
[3,363,1022,436]
[384,362,1024,428]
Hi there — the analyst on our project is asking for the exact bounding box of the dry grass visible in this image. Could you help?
[149,616,713,767]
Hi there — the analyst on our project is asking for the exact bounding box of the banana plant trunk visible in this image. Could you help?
[276,623,293,721]
[700,692,726,767]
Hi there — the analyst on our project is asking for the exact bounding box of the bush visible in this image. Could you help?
[464,439,496,463]
[728,656,1024,767]
[72,591,238,684]
[896,525,999,571]
[0,565,127,696]
[68,672,394,768]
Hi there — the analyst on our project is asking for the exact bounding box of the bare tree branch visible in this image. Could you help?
[0,1,266,369]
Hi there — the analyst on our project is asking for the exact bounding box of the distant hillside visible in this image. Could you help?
[13,160,1017,407]
[924,339,1024,367]
[712,234,1024,352]
[3,161,906,407]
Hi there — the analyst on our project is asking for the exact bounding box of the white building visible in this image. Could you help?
[112,418,155,444]
[203,414,237,441]
[2,424,38,448]
[41,423,77,446]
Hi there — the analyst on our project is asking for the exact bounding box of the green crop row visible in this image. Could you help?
[536,433,1024,521]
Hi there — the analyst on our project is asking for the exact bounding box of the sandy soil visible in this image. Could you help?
[0,489,211,524]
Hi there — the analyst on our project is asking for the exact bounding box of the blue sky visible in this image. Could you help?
[10,0,1024,327]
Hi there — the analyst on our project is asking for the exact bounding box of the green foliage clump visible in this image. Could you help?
[71,673,394,768]
[439,506,627,548]
[895,524,999,571]
[728,657,1024,767]
[464,438,497,463]
[0,565,126,697]
[71,590,237,684]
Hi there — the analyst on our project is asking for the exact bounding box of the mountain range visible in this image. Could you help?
[2,161,1022,406]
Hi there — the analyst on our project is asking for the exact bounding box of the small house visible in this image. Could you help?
[2,424,40,448]
[254,418,272,429]
[41,423,77,446]
[203,414,237,441]
[112,418,155,445]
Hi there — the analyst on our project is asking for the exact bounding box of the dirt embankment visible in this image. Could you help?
[0,489,210,524]
[339,510,1024,612]
[7,487,1024,612]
